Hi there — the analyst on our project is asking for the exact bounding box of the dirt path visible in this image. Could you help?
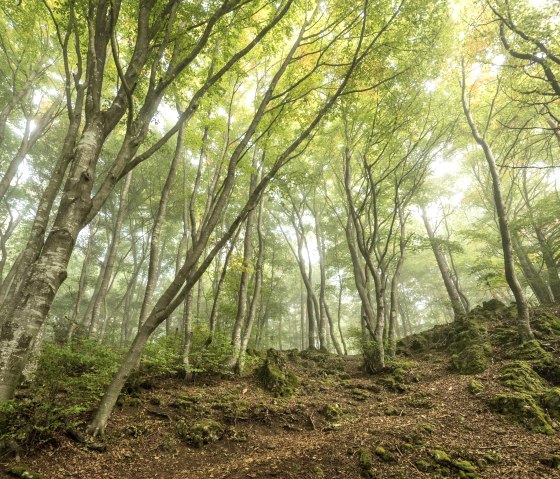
[4,353,560,479]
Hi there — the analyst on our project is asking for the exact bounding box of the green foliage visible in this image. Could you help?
[0,340,122,451]
[189,328,234,375]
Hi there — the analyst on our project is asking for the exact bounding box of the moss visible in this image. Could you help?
[383,406,399,416]
[449,317,492,375]
[540,388,560,420]
[533,360,560,386]
[539,455,560,468]
[378,376,407,393]
[359,448,375,478]
[406,392,433,409]
[532,312,560,338]
[351,388,371,401]
[453,460,477,473]
[321,403,343,420]
[512,340,553,362]
[375,445,396,463]
[488,393,554,435]
[5,466,42,479]
[498,361,547,393]
[482,299,506,311]
[175,419,224,447]
[257,349,300,398]
[415,459,432,472]
[468,379,484,395]
[431,449,452,465]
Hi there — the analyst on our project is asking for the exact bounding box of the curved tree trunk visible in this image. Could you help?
[461,69,533,341]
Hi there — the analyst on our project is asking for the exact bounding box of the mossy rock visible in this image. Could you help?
[533,360,560,386]
[5,466,43,479]
[175,419,224,447]
[431,449,452,465]
[482,299,507,311]
[321,403,343,420]
[498,361,547,394]
[532,312,560,338]
[257,349,300,398]
[450,345,490,375]
[375,445,396,463]
[405,392,434,409]
[488,393,554,435]
[359,448,375,478]
[468,379,484,395]
[540,388,560,420]
[378,376,407,393]
[511,340,553,362]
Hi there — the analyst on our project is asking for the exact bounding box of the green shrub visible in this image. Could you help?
[1,340,122,452]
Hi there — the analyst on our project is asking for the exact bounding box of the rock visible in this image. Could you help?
[488,393,554,435]
[257,349,300,398]
[540,388,560,420]
[374,445,396,463]
[482,299,506,311]
[359,448,376,478]
[498,361,547,393]
[5,466,42,479]
[431,449,452,465]
[449,318,492,375]
[176,419,224,447]
[468,379,484,395]
[321,403,343,420]
[512,340,552,362]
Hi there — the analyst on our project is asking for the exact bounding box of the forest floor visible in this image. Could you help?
[4,341,560,479]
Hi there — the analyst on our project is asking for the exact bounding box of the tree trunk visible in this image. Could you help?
[461,70,533,341]
[86,171,132,336]
[421,209,467,317]
[511,230,554,305]
[235,198,265,373]
[66,218,99,341]
[138,121,185,326]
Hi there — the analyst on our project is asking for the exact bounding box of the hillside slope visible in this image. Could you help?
[3,305,560,479]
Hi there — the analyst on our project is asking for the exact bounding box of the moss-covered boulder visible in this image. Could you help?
[498,361,547,394]
[510,340,553,362]
[257,349,300,398]
[176,419,224,447]
[375,445,396,463]
[541,388,560,420]
[532,311,560,339]
[451,345,490,375]
[449,318,492,375]
[533,360,560,386]
[488,393,554,435]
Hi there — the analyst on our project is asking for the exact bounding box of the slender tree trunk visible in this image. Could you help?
[204,231,239,347]
[235,198,265,373]
[511,230,554,304]
[138,121,185,326]
[421,209,467,317]
[86,172,132,336]
[181,289,194,380]
[228,168,258,368]
[461,70,533,341]
[66,218,99,341]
